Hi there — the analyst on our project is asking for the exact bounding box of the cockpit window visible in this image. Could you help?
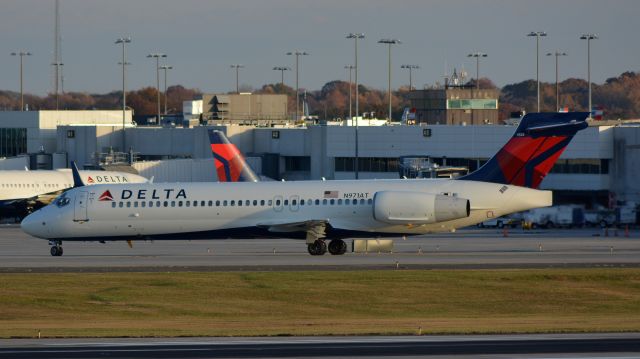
[55,194,71,208]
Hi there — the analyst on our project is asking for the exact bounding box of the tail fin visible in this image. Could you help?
[459,112,589,189]
[208,130,259,182]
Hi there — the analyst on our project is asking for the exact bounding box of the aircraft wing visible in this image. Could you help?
[257,219,328,243]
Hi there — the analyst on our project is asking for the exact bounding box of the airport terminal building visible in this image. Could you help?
[1,110,639,207]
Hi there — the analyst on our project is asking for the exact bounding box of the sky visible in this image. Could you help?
[0,0,638,96]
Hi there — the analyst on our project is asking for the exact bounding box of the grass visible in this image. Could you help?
[1,269,640,338]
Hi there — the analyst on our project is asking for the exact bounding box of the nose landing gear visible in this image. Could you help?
[49,240,63,256]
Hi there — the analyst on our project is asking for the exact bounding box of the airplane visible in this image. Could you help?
[0,129,256,215]
[21,112,589,257]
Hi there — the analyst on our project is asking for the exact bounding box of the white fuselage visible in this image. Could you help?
[0,170,147,205]
[22,178,552,240]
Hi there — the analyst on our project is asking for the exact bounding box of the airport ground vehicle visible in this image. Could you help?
[21,112,590,256]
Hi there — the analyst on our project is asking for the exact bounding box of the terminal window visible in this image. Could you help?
[0,128,27,157]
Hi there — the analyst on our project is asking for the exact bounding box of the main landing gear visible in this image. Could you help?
[49,240,63,256]
[307,239,347,256]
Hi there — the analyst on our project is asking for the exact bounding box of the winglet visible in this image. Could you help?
[70,161,85,188]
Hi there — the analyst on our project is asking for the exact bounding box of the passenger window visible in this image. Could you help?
[186,201,190,207]
[284,200,289,206]
[322,199,327,205]
[330,199,335,205]
[141,201,146,208]
[231,200,235,206]
[275,200,281,206]
[238,200,242,206]
[193,201,198,207]
[126,202,131,208]
[253,200,257,206]
[163,201,168,207]
[245,200,250,206]
[223,200,228,206]
[353,199,357,205]
[156,201,161,207]
[171,201,176,207]
[178,201,183,207]
[111,202,116,208]
[215,200,220,206]
[292,200,297,206]
[367,199,373,205]
[315,199,320,205]
[260,200,265,206]
[134,202,138,208]
[119,202,124,208]
[337,199,343,205]
[268,200,273,206]
[300,199,305,206]
[360,199,365,205]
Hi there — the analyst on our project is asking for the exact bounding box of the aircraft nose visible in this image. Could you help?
[21,210,49,239]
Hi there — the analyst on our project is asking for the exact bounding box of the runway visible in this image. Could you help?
[1,334,640,358]
[1,225,639,271]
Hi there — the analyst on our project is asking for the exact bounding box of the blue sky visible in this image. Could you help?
[0,0,638,95]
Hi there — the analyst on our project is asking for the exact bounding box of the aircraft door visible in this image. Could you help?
[273,195,283,212]
[74,191,89,221]
[289,195,300,212]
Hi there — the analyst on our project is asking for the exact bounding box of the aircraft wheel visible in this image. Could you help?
[50,246,63,256]
[307,240,327,256]
[328,239,347,255]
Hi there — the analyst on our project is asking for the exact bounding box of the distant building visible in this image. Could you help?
[199,93,288,125]
[408,87,500,125]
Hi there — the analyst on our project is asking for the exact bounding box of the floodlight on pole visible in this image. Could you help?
[580,33,598,117]
[401,64,420,91]
[160,65,173,114]
[286,51,309,122]
[230,64,244,94]
[378,38,401,123]
[546,51,567,111]
[10,51,32,111]
[272,66,290,89]
[467,52,487,89]
[147,53,167,125]
[347,32,364,180]
[527,31,547,112]
[115,37,131,152]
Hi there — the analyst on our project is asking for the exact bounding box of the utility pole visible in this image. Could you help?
[344,65,355,119]
[11,51,32,111]
[527,31,547,112]
[272,66,290,90]
[147,53,166,124]
[580,34,598,117]
[286,51,309,122]
[230,64,244,94]
[546,51,567,111]
[347,33,364,179]
[160,65,173,114]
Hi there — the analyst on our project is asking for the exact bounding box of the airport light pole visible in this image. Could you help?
[401,64,419,91]
[347,33,364,180]
[527,31,547,112]
[272,66,290,90]
[344,65,355,119]
[115,37,131,152]
[378,38,401,122]
[546,51,567,112]
[580,33,598,117]
[230,64,244,94]
[467,52,487,89]
[147,53,166,125]
[11,51,31,111]
[286,51,308,122]
[160,65,173,115]
[51,62,64,110]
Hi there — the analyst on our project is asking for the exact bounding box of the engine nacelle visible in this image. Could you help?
[373,191,470,225]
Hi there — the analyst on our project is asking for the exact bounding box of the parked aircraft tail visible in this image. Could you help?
[208,130,259,182]
[459,112,589,189]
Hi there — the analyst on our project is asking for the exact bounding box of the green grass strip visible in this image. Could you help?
[1,268,640,338]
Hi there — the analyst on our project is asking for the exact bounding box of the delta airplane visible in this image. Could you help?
[0,129,255,210]
[21,113,589,256]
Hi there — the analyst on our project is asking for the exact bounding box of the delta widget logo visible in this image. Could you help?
[99,190,113,201]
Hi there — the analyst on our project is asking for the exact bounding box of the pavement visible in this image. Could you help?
[1,225,639,271]
[1,334,640,358]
